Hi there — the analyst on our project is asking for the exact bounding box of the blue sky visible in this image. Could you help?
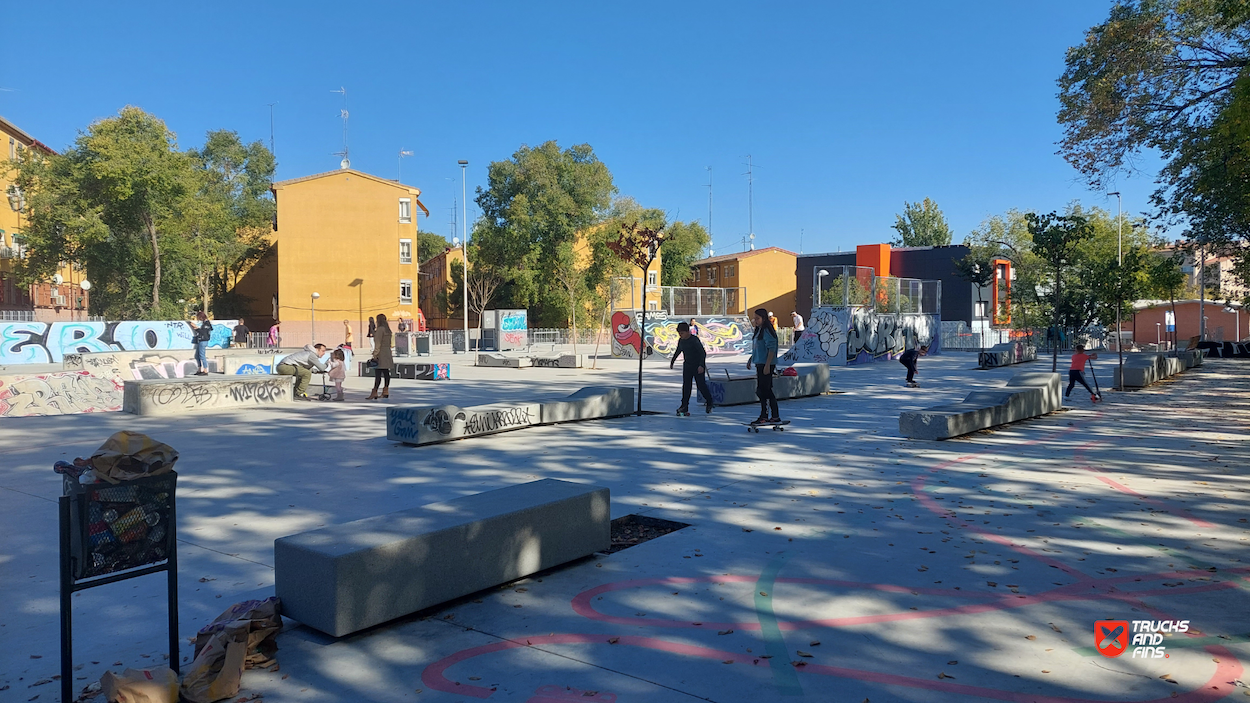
[4,1,1152,255]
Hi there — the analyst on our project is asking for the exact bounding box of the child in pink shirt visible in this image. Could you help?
[327,348,347,401]
[1066,345,1099,401]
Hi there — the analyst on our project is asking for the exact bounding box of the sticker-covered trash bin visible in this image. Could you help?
[57,431,181,703]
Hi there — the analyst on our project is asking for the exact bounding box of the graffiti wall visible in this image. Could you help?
[645,314,751,357]
[0,371,124,418]
[64,350,220,383]
[610,311,652,359]
[780,307,940,365]
[0,320,236,365]
[499,310,528,349]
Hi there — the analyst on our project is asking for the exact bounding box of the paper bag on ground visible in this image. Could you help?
[180,630,247,703]
[99,666,179,703]
[193,597,282,668]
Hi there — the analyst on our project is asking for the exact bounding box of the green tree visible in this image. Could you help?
[953,249,995,348]
[1057,1,1250,261]
[473,141,615,326]
[963,210,1045,338]
[417,231,449,263]
[1148,251,1186,347]
[892,197,952,247]
[12,107,195,318]
[660,220,710,286]
[1029,211,1094,371]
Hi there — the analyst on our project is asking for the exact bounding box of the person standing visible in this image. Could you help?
[688,318,701,337]
[746,308,779,424]
[276,343,328,400]
[670,322,713,415]
[192,311,213,376]
[268,321,281,348]
[791,311,805,342]
[367,316,377,352]
[1066,344,1099,401]
[899,344,928,387]
[368,313,394,400]
[343,320,354,349]
[232,320,250,348]
[326,348,347,401]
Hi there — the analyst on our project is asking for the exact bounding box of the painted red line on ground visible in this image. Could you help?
[420,633,1243,703]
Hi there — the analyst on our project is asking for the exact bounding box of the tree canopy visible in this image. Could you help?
[892,198,953,247]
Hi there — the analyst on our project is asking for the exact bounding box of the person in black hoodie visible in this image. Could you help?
[670,322,713,414]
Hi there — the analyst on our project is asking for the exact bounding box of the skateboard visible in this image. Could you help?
[905,381,920,388]
[746,419,790,433]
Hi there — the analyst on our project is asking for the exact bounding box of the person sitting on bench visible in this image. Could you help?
[277,343,328,400]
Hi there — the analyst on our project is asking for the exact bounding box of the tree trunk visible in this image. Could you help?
[569,287,579,357]
[144,213,161,315]
[1052,265,1060,373]
[592,299,608,370]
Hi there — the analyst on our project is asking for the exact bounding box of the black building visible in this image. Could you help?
[794,245,992,326]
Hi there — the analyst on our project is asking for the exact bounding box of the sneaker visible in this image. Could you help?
[752,414,768,425]
[767,416,782,424]
[295,394,311,401]
[676,406,689,415]
[705,400,713,414]
[195,371,208,376]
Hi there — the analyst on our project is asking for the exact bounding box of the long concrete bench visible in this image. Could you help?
[387,386,633,445]
[359,361,450,380]
[531,353,583,369]
[1110,352,1196,388]
[899,372,1061,440]
[977,342,1037,369]
[477,353,531,368]
[698,363,830,406]
[122,375,295,415]
[274,478,610,637]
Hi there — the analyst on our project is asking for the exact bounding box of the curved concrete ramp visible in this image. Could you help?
[699,363,830,406]
[477,353,531,368]
[899,371,1061,440]
[387,386,633,445]
[978,342,1037,369]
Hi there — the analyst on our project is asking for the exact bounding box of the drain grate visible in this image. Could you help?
[607,514,691,554]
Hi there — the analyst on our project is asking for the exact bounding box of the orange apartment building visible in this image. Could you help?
[688,246,797,317]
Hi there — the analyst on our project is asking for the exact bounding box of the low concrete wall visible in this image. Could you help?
[64,349,222,383]
[360,362,451,380]
[977,342,1037,369]
[1110,352,1198,388]
[476,353,531,368]
[899,371,1061,440]
[699,363,830,406]
[0,370,124,418]
[225,355,277,375]
[122,375,294,415]
[531,353,583,369]
[274,478,610,637]
[387,386,633,445]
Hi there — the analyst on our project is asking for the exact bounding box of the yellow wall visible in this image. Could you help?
[690,247,795,317]
[0,117,88,320]
[264,169,425,346]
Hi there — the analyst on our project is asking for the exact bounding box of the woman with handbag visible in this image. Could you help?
[368,313,394,399]
[192,311,213,376]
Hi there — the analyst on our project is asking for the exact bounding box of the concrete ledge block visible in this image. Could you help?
[225,355,276,375]
[388,402,541,444]
[541,386,633,423]
[978,342,1037,369]
[899,371,1061,440]
[531,353,583,369]
[122,375,294,415]
[700,363,830,406]
[477,353,531,368]
[275,478,610,637]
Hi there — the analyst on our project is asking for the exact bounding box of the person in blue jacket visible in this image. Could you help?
[746,308,779,423]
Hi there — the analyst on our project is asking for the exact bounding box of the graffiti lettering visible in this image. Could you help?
[646,316,751,357]
[781,307,939,366]
[227,380,286,403]
[463,406,533,435]
[0,371,123,417]
[0,320,237,365]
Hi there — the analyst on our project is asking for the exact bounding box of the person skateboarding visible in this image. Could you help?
[671,322,713,415]
[899,344,928,387]
[747,308,780,424]
[1065,344,1100,402]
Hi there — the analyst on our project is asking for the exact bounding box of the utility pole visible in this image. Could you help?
[1109,192,1124,389]
[266,102,277,170]
[331,87,349,168]
[705,167,713,252]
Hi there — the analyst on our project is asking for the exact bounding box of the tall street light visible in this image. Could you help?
[816,269,829,307]
[458,160,469,354]
[311,292,320,345]
[1108,192,1124,390]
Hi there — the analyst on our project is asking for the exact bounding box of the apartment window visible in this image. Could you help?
[400,279,413,304]
[694,268,701,282]
[974,301,989,319]
[399,198,412,223]
[725,264,735,277]
[400,239,412,264]
[648,300,658,311]
[709,267,717,284]
[647,271,657,286]
[7,137,14,161]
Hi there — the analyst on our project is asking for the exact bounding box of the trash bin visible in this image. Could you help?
[415,333,431,356]
[64,471,178,581]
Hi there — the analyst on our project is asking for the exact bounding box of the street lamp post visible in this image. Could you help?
[1225,305,1240,342]
[458,160,469,354]
[311,292,320,345]
[1156,322,1161,346]
[1108,191,1124,389]
[816,269,829,307]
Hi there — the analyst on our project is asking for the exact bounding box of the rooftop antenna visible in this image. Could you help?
[800,228,804,255]
[398,149,414,181]
[266,102,278,176]
[449,197,458,241]
[331,87,349,169]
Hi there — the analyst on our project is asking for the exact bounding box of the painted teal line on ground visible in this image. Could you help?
[1071,634,1250,657]
[755,551,803,696]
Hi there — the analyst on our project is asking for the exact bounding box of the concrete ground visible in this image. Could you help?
[1,350,1248,703]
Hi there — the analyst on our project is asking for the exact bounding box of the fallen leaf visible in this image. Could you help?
[791,661,807,667]
[722,660,733,664]
[810,640,821,647]
[759,655,773,659]
[469,677,481,681]
[718,629,734,635]
[608,637,620,644]
[797,651,813,658]
[742,528,753,532]
[937,672,954,679]
[1042,670,1050,674]
[759,591,769,597]
[1049,623,1062,633]
[1025,635,1036,641]
[948,660,958,665]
